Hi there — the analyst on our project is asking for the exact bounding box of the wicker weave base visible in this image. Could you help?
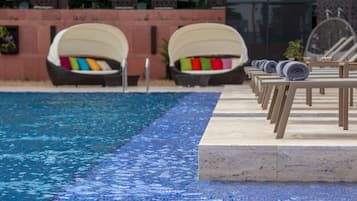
[171,66,246,86]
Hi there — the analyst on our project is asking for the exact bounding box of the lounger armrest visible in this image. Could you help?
[307,61,340,66]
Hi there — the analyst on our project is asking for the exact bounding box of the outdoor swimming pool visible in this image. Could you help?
[0,92,187,200]
[1,92,357,201]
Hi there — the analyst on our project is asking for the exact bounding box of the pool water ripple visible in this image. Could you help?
[0,92,186,201]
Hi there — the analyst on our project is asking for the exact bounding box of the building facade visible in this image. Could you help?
[0,0,356,81]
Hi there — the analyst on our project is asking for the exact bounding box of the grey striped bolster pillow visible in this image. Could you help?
[263,60,277,73]
[283,61,310,81]
[257,59,268,71]
[251,60,257,67]
[276,60,290,77]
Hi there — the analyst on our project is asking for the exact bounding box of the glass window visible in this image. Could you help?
[177,0,207,9]
[227,0,313,60]
[267,2,312,59]
[227,1,268,58]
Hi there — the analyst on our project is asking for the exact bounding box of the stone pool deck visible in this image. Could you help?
[199,84,357,182]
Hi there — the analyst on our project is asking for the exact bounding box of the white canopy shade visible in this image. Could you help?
[168,23,248,68]
[47,23,129,66]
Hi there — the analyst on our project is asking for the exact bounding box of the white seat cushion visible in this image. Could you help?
[71,70,119,75]
[182,69,231,75]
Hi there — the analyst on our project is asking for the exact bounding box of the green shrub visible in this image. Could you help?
[160,38,169,65]
[283,39,303,61]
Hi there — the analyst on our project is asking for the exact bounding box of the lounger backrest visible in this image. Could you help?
[349,52,357,62]
[337,43,357,62]
[323,37,346,58]
[330,36,355,60]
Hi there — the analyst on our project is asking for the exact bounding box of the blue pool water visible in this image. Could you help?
[55,93,357,201]
[2,92,357,201]
[0,92,187,201]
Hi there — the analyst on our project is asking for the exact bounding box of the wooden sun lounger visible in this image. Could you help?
[258,74,344,110]
[254,62,357,108]
[261,78,357,139]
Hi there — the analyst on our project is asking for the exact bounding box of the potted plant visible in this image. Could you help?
[283,39,304,61]
[160,38,171,79]
[0,26,17,54]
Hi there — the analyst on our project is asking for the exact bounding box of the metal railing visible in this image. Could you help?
[122,60,127,93]
[145,57,150,93]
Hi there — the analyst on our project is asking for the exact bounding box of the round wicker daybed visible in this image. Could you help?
[47,23,129,86]
[168,23,249,86]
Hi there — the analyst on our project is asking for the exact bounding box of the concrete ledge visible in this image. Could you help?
[199,85,357,182]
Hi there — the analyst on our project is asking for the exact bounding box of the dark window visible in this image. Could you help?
[177,0,207,9]
[227,0,313,60]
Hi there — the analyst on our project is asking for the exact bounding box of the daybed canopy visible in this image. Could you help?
[304,17,356,61]
[168,23,248,70]
[48,23,129,65]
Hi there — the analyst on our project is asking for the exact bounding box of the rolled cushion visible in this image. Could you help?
[263,60,277,73]
[222,58,232,69]
[251,60,257,68]
[191,58,202,70]
[86,58,101,71]
[211,58,223,70]
[97,60,112,71]
[257,59,268,71]
[69,57,80,70]
[180,58,192,71]
[276,60,291,77]
[200,58,211,70]
[283,61,309,81]
[60,56,71,70]
[77,58,90,71]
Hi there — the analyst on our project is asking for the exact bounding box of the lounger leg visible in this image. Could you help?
[350,88,353,107]
[271,85,287,124]
[254,77,260,96]
[258,85,266,104]
[319,88,325,95]
[274,85,289,132]
[343,87,349,130]
[306,88,312,106]
[267,86,278,120]
[339,88,343,127]
[262,85,273,110]
[276,86,297,139]
[250,75,255,90]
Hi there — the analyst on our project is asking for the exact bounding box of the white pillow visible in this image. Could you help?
[96,60,112,71]
[231,58,241,67]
